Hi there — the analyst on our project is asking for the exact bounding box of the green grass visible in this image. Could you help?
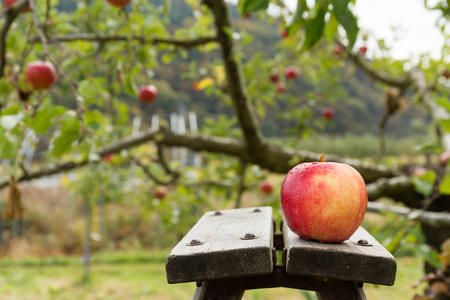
[0,250,424,300]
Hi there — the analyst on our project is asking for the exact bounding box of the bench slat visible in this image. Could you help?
[283,220,396,286]
[166,207,274,284]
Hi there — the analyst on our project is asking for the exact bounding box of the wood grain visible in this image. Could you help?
[166,207,273,283]
[283,220,397,285]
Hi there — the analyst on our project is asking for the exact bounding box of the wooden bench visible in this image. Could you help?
[165,206,396,299]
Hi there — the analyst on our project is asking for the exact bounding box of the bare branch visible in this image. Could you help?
[0,0,29,77]
[29,33,218,48]
[28,0,49,60]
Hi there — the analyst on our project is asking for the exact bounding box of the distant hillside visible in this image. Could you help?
[55,1,428,138]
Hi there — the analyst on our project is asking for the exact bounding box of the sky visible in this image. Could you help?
[352,0,445,60]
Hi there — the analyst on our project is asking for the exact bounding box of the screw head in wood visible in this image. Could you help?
[213,211,222,216]
[187,239,203,246]
[356,239,372,246]
[253,208,261,213]
[240,233,259,240]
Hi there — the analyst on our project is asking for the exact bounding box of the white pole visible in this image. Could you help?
[170,114,179,162]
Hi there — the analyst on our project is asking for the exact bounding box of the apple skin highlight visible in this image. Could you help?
[280,160,367,243]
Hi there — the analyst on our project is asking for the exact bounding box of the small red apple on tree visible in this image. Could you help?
[332,45,344,57]
[280,29,289,39]
[106,0,131,8]
[280,154,368,243]
[243,13,251,19]
[5,0,30,12]
[358,46,367,55]
[321,107,335,120]
[138,85,158,103]
[154,186,167,200]
[442,70,450,80]
[270,72,280,83]
[260,181,273,195]
[276,82,285,94]
[103,154,114,163]
[284,66,297,80]
[25,61,57,90]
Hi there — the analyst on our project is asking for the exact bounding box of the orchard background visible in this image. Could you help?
[0,0,450,299]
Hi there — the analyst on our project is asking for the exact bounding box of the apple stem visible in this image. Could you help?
[320,153,326,162]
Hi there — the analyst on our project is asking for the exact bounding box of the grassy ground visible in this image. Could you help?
[0,249,424,300]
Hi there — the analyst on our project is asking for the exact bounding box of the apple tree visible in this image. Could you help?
[0,0,450,269]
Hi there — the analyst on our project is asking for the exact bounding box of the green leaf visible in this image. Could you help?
[52,129,79,157]
[286,0,307,35]
[325,13,339,43]
[412,177,433,197]
[238,0,269,15]
[335,9,358,48]
[435,97,450,112]
[124,74,138,95]
[439,173,450,195]
[331,0,350,18]
[301,6,327,50]
[439,119,450,132]
[417,170,436,184]
[60,110,80,131]
[84,110,104,130]
[0,130,19,159]
[29,105,66,134]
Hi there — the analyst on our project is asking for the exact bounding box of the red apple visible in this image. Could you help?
[440,152,450,165]
[154,186,167,200]
[270,73,280,83]
[284,66,297,80]
[280,154,367,243]
[138,85,158,103]
[243,13,251,19]
[358,46,367,55]
[103,154,114,163]
[321,107,335,120]
[332,45,344,57]
[276,82,285,94]
[281,29,289,39]
[25,61,57,90]
[260,181,273,195]
[442,70,450,80]
[106,0,131,8]
[5,0,30,12]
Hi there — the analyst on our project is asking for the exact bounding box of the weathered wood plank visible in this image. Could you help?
[166,207,273,284]
[283,220,396,285]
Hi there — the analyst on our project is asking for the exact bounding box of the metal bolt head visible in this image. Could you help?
[213,211,222,216]
[188,239,203,246]
[253,208,261,213]
[356,239,372,246]
[241,233,259,240]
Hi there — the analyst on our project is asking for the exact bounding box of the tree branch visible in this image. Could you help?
[0,126,400,189]
[0,0,29,77]
[367,201,450,227]
[339,39,413,89]
[29,33,218,48]
[202,0,267,154]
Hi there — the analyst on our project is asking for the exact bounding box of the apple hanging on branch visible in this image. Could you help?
[259,181,273,195]
[106,0,131,8]
[154,186,167,200]
[138,85,158,103]
[284,66,298,80]
[280,154,368,243]
[25,61,57,90]
[5,0,30,13]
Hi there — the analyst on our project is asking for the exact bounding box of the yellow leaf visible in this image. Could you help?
[193,78,214,90]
